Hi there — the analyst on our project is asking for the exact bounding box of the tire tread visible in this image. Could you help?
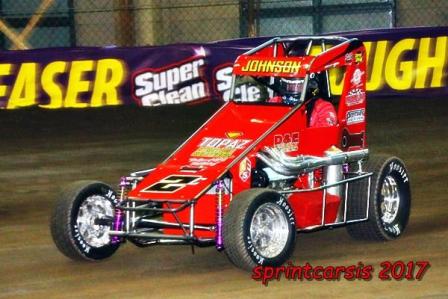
[50,180,118,261]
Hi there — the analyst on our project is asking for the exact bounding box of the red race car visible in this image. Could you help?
[50,36,411,271]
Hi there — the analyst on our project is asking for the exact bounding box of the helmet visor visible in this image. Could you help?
[280,78,304,95]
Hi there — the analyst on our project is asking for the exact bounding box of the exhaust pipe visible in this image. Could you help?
[257,147,368,177]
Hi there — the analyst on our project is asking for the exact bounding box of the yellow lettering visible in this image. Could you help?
[274,61,283,73]
[283,61,292,73]
[291,62,300,73]
[266,60,275,72]
[385,39,416,90]
[40,61,67,109]
[0,64,12,98]
[258,60,267,72]
[91,59,125,107]
[241,60,251,72]
[366,41,389,91]
[249,60,258,72]
[65,60,95,108]
[7,63,37,109]
[415,37,447,88]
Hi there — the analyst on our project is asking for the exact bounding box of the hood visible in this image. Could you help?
[128,102,292,200]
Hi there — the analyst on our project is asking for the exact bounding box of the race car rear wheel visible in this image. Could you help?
[346,155,411,241]
[50,180,120,261]
[223,189,296,271]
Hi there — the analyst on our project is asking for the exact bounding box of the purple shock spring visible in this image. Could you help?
[111,177,127,244]
[343,163,349,174]
[215,180,224,251]
[111,210,123,244]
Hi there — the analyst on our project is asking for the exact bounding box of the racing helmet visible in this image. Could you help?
[277,77,305,105]
[279,77,305,96]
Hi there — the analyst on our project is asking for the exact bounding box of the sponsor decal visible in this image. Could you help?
[324,62,339,69]
[180,165,203,173]
[274,132,299,152]
[346,88,365,106]
[240,59,301,74]
[346,108,365,125]
[191,147,235,158]
[133,58,206,106]
[142,175,204,193]
[188,157,227,167]
[351,68,364,86]
[239,157,252,182]
[226,131,243,139]
[198,137,251,149]
[191,137,252,158]
[345,53,353,64]
[215,65,261,102]
[355,52,363,63]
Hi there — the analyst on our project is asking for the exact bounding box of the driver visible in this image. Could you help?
[268,74,337,128]
[267,77,304,105]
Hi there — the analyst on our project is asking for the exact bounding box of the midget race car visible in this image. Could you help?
[50,36,411,271]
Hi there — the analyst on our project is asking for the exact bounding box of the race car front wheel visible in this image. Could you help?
[223,189,296,271]
[50,180,120,261]
[346,155,411,241]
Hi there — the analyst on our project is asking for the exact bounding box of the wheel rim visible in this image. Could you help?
[380,175,400,224]
[250,202,289,258]
[76,195,114,248]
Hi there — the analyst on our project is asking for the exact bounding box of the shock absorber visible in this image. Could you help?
[215,180,224,251]
[111,176,128,244]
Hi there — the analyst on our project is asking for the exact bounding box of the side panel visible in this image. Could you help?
[337,45,367,151]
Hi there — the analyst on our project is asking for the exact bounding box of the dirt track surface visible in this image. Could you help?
[1,98,447,298]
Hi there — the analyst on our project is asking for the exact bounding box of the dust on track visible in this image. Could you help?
[0,98,447,298]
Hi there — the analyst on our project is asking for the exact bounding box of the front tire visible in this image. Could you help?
[223,189,296,271]
[50,180,120,261]
[346,155,411,241]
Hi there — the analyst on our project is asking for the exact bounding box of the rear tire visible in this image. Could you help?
[346,155,411,241]
[50,180,120,261]
[223,189,296,271]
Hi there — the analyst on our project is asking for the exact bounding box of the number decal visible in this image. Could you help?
[142,175,204,193]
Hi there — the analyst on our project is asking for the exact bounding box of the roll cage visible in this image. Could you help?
[230,35,359,104]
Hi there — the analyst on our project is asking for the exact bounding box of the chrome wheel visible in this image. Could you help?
[380,175,400,224]
[76,195,114,248]
[250,202,289,258]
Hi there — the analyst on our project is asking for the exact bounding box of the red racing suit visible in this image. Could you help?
[309,98,337,128]
[268,97,337,127]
